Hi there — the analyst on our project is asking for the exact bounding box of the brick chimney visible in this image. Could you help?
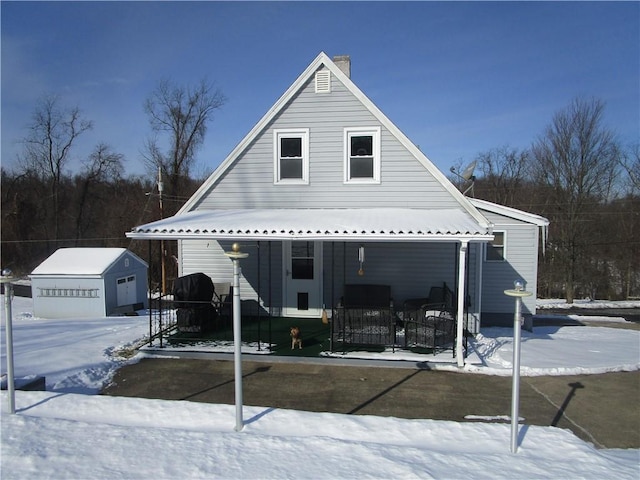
[333,55,351,78]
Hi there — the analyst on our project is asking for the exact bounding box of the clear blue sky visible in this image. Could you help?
[2,1,638,178]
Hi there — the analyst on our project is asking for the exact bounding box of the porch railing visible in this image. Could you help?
[332,306,396,350]
[147,293,232,347]
[147,295,178,347]
[332,305,468,358]
[403,308,456,354]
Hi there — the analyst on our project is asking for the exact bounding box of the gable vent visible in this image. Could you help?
[315,70,331,93]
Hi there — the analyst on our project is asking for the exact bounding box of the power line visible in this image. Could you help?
[1,237,130,244]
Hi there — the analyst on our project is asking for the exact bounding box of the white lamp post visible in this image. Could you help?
[1,269,16,414]
[504,280,532,454]
[224,243,248,432]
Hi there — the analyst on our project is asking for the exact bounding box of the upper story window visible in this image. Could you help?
[274,129,309,184]
[344,127,381,183]
[485,231,506,261]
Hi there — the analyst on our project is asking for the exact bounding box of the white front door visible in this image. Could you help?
[283,241,322,317]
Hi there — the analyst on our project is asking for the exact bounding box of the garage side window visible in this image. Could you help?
[38,287,99,297]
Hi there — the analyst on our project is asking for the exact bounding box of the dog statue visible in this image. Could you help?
[290,326,303,349]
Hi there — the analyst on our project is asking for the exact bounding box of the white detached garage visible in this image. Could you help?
[30,248,148,319]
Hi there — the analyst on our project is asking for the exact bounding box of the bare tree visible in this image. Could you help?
[143,78,226,215]
[20,94,93,245]
[531,97,622,303]
[74,143,124,242]
[620,143,640,192]
[474,146,530,206]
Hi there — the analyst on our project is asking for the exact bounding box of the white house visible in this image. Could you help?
[127,53,548,364]
[30,248,148,319]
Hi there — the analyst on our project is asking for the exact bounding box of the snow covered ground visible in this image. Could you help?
[536,298,640,310]
[1,295,639,479]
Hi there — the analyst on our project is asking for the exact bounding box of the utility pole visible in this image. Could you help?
[158,167,166,294]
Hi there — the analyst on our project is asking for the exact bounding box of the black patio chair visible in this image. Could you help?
[403,282,456,353]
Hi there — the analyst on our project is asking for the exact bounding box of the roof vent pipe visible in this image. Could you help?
[333,55,351,78]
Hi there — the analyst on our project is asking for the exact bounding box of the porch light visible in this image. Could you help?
[1,269,16,414]
[224,243,249,432]
[358,245,365,276]
[504,279,532,454]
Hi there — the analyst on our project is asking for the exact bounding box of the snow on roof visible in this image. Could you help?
[469,198,549,227]
[469,198,550,252]
[127,208,493,242]
[30,248,132,276]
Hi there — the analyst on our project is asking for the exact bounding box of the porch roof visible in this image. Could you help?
[126,208,493,242]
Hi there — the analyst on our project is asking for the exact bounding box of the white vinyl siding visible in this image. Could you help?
[179,239,284,316]
[478,211,540,315]
[274,129,309,184]
[190,71,459,210]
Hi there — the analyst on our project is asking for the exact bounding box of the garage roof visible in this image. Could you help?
[30,248,145,276]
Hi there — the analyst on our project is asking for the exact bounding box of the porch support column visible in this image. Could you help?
[456,240,469,367]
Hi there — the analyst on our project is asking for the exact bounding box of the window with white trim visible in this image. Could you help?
[485,231,506,261]
[344,127,380,183]
[274,129,309,184]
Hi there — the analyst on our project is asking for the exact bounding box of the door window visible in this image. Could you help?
[291,241,314,279]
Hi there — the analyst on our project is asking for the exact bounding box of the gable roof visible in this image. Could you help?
[469,198,549,227]
[30,248,146,276]
[178,52,489,229]
[469,198,549,251]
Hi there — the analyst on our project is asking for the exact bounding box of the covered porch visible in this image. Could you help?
[127,208,493,366]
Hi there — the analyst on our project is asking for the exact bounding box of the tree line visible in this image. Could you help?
[460,98,639,302]
[1,78,224,288]
[1,88,638,302]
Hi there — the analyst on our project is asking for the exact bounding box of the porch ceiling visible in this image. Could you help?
[127,208,492,242]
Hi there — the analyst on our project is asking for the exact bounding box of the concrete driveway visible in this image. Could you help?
[102,357,639,449]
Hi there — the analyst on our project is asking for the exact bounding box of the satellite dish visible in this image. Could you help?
[461,160,477,181]
[450,161,477,197]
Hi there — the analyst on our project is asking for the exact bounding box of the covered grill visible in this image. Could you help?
[172,273,218,333]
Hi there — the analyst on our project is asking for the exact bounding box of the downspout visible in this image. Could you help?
[456,240,468,367]
[257,241,261,351]
[268,242,272,350]
[476,242,484,333]
[148,241,152,347]
[158,239,164,348]
[330,242,335,351]
[177,240,183,277]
